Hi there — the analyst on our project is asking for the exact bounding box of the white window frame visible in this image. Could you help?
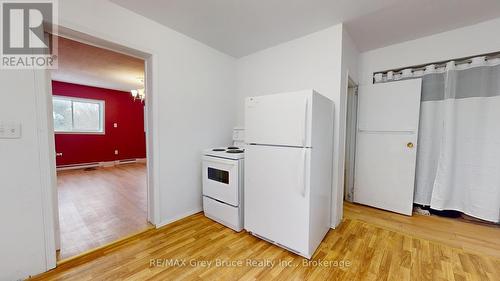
[53,95,105,134]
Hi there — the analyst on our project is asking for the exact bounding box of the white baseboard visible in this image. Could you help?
[156,207,203,229]
[57,158,147,171]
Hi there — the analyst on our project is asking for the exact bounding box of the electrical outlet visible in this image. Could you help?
[114,123,118,128]
[0,121,21,139]
[114,150,119,155]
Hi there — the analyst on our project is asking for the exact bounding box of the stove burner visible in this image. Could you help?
[226,149,244,154]
[212,148,225,152]
[227,146,239,150]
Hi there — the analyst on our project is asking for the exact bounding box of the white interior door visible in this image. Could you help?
[354,79,422,215]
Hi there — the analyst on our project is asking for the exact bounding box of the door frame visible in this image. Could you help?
[37,24,161,270]
[344,78,358,202]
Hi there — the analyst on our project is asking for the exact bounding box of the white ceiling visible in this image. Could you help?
[345,0,500,52]
[51,36,144,92]
[110,0,500,57]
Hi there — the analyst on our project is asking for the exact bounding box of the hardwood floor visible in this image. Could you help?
[343,202,500,259]
[31,202,499,280]
[57,163,151,260]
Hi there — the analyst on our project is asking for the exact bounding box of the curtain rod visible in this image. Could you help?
[373,51,500,77]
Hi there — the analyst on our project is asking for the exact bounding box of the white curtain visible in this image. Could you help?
[377,57,500,223]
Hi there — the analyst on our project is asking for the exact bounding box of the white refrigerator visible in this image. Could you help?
[244,89,334,259]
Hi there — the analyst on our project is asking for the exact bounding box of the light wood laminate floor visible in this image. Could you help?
[57,163,150,260]
[32,201,499,280]
[344,202,500,259]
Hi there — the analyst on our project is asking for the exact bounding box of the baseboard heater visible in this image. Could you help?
[117,159,137,164]
[57,158,146,171]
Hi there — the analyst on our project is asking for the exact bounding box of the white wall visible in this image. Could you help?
[236,24,358,227]
[358,17,500,86]
[0,70,54,281]
[60,0,238,227]
[0,0,237,279]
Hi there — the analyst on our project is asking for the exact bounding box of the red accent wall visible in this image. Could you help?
[52,81,146,166]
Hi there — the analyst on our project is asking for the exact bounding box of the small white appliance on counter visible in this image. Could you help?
[244,90,334,259]
[202,129,245,231]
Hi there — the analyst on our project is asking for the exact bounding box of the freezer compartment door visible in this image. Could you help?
[245,91,312,147]
[244,145,310,255]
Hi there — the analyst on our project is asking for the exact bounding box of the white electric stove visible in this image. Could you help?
[202,146,245,231]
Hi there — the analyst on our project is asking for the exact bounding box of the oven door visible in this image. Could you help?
[202,156,239,206]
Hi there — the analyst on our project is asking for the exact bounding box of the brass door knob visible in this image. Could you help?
[407,142,414,148]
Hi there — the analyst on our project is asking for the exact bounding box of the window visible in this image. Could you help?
[207,167,229,184]
[53,96,105,133]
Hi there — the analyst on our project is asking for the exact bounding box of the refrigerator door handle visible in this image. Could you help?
[301,148,307,197]
[301,96,308,147]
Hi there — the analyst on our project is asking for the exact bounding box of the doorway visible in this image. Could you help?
[344,79,358,202]
[41,30,159,262]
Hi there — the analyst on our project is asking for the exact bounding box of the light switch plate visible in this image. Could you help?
[0,121,22,139]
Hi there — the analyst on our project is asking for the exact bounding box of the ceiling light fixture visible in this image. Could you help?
[131,88,145,101]
[131,77,145,101]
